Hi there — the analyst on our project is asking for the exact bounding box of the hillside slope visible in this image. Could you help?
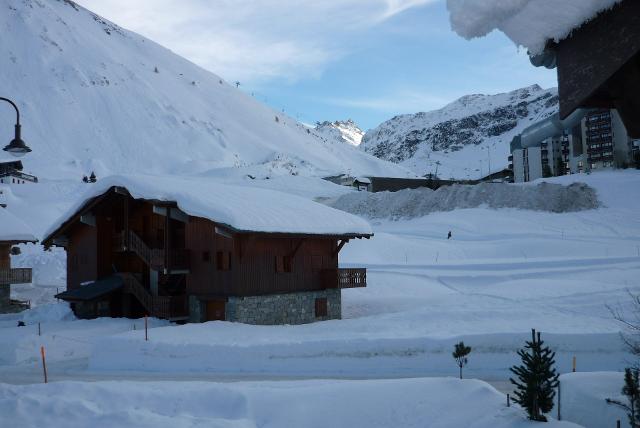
[0,0,409,179]
[362,85,558,179]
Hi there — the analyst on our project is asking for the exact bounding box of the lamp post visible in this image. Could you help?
[1,97,31,157]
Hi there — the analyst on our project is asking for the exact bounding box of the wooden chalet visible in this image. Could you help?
[43,175,372,324]
[0,207,36,313]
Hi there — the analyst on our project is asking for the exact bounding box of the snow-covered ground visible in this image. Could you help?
[1,170,638,427]
[0,377,580,428]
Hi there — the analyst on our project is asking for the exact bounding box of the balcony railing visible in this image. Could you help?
[321,268,367,289]
[0,268,32,284]
[113,230,190,272]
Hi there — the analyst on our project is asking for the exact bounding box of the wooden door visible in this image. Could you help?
[206,300,226,321]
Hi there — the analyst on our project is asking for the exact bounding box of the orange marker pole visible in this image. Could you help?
[40,346,48,384]
[572,356,576,372]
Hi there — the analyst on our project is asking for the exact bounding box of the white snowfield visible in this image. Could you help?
[447,0,622,54]
[329,181,599,220]
[0,378,580,428]
[0,205,37,243]
[43,174,373,239]
[0,0,410,181]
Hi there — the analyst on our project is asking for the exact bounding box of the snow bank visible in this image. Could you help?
[0,378,580,428]
[329,182,598,220]
[557,372,629,428]
[43,174,373,239]
[446,0,622,54]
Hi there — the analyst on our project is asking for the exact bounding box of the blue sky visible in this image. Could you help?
[76,0,557,130]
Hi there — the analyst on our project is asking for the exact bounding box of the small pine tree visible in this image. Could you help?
[275,116,279,123]
[82,175,89,183]
[89,171,97,183]
[606,368,640,428]
[510,329,559,422]
[452,341,471,379]
[154,66,159,73]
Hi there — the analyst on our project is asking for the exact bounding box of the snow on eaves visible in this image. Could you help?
[0,206,37,243]
[446,0,622,54]
[43,175,373,239]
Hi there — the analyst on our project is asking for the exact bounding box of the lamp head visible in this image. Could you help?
[3,124,31,157]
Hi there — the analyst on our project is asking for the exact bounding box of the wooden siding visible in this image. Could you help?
[185,217,339,297]
[0,244,9,270]
[67,223,97,290]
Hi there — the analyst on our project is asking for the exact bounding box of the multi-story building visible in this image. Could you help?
[510,109,634,183]
[582,109,633,170]
[511,126,583,183]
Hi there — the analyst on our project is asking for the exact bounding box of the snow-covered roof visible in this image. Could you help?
[0,207,37,243]
[354,177,371,185]
[44,175,373,239]
[446,0,622,54]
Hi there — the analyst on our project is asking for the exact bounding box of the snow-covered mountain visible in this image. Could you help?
[362,85,559,179]
[314,120,364,147]
[0,0,409,180]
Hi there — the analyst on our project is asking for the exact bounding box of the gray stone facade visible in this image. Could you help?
[192,289,342,325]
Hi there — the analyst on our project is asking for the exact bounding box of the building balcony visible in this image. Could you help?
[0,268,32,285]
[321,268,367,289]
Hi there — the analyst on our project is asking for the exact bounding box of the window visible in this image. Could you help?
[202,251,210,262]
[216,251,231,271]
[275,255,293,273]
[315,298,328,318]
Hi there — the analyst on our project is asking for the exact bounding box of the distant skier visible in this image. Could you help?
[447,231,452,240]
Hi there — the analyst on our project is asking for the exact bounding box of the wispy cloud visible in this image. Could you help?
[322,89,454,114]
[75,0,437,84]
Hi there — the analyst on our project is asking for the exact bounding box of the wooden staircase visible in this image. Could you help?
[118,273,188,320]
[113,230,189,272]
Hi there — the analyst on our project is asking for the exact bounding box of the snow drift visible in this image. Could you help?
[0,378,580,428]
[328,182,599,220]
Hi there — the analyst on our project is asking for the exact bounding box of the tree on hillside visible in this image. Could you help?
[510,329,559,422]
[606,368,640,428]
[452,341,471,379]
[89,171,97,183]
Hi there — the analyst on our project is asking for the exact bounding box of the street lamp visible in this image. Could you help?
[1,97,31,157]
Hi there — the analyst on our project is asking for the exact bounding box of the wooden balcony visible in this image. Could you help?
[321,268,367,289]
[0,268,32,285]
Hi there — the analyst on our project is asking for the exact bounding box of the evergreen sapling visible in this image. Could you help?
[510,329,559,422]
[452,341,471,379]
[606,368,640,428]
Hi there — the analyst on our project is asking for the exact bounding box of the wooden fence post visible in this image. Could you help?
[557,380,561,421]
[572,356,576,372]
[38,322,41,336]
[40,346,48,384]
[507,393,510,407]
[144,315,148,341]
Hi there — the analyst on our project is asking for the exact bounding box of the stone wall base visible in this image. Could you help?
[192,289,342,325]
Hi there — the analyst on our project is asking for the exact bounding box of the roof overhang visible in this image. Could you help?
[552,0,640,138]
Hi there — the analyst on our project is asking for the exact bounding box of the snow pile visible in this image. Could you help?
[0,204,37,242]
[0,378,580,428]
[446,0,622,54]
[43,174,373,239]
[329,182,598,220]
[558,372,629,428]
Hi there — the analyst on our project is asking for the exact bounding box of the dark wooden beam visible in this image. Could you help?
[332,239,349,258]
[288,239,306,259]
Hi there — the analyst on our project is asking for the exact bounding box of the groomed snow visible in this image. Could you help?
[446,0,622,54]
[0,378,580,428]
[0,205,37,243]
[43,174,373,240]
